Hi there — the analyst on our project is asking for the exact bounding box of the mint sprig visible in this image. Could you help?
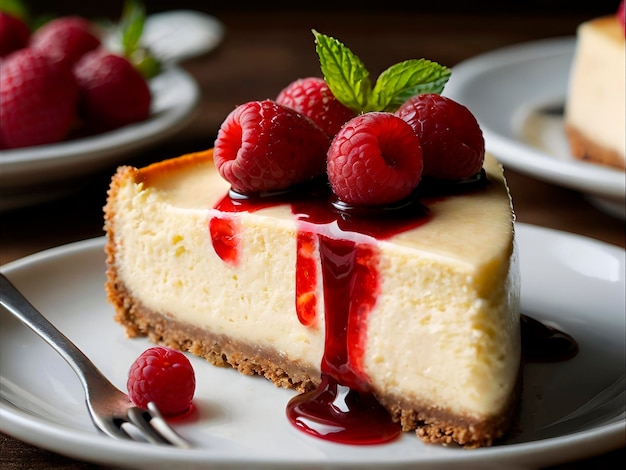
[313,30,451,113]
[119,0,161,78]
[0,0,28,20]
[119,0,144,57]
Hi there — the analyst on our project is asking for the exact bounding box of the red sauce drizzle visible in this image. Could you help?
[295,231,318,326]
[286,235,401,444]
[210,190,280,265]
[208,216,240,265]
[521,314,578,362]
[207,173,578,445]
[209,183,431,444]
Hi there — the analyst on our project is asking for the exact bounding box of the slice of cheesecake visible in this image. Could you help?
[104,148,521,448]
[565,14,626,170]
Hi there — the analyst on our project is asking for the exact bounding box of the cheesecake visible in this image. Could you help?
[104,148,521,448]
[564,12,626,170]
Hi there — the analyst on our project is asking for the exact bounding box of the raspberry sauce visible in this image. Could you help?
[520,314,578,362]
[286,234,401,444]
[210,182,429,444]
[286,374,400,445]
[208,174,578,445]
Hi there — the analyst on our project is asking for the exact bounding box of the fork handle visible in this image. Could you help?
[0,273,117,396]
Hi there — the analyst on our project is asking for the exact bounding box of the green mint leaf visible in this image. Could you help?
[371,59,451,112]
[120,0,145,57]
[129,48,162,79]
[313,29,371,113]
[0,0,28,20]
[313,31,451,114]
[118,0,161,78]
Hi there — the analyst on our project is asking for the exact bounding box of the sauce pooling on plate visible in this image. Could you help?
[521,314,579,362]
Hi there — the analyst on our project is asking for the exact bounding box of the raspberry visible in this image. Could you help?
[0,12,30,57]
[395,94,484,180]
[276,77,356,138]
[327,112,423,206]
[0,48,79,149]
[618,1,625,34]
[127,346,196,417]
[214,99,331,194]
[30,16,100,67]
[73,49,151,132]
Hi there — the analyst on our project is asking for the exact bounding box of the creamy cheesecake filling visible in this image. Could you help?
[105,149,520,447]
[565,16,626,169]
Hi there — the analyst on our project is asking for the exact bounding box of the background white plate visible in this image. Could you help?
[0,66,200,212]
[444,37,625,219]
[0,10,225,213]
[1,223,624,469]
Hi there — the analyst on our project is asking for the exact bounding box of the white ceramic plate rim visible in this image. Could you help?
[444,37,625,200]
[0,66,199,176]
[1,223,625,469]
[0,65,200,212]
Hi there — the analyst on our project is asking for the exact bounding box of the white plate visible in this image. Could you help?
[0,10,226,213]
[1,223,624,469]
[140,10,225,65]
[0,66,200,212]
[105,10,225,66]
[444,37,626,219]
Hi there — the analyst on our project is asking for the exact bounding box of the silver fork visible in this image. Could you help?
[0,273,191,448]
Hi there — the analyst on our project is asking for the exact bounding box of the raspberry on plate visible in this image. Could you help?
[30,16,101,67]
[127,346,196,417]
[0,12,30,57]
[214,99,330,194]
[0,48,79,149]
[396,94,485,181]
[73,49,152,132]
[276,77,356,138]
[327,112,423,206]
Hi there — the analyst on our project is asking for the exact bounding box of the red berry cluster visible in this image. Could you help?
[214,76,485,206]
[214,99,330,194]
[127,346,196,417]
[0,13,151,149]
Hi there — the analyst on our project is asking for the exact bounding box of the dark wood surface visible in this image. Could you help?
[1,3,624,469]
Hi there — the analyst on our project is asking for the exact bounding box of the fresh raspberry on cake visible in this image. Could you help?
[327,112,423,206]
[276,77,356,137]
[73,49,151,132]
[0,48,79,149]
[214,99,331,193]
[396,94,485,180]
[30,16,101,67]
[0,12,30,57]
[127,346,196,417]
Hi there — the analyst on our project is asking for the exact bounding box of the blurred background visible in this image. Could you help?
[22,0,623,16]
[15,0,623,152]
[1,1,625,468]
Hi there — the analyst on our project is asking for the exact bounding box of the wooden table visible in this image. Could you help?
[1,4,624,469]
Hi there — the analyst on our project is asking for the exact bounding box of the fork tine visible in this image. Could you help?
[92,414,135,441]
[1,274,192,449]
[146,402,193,449]
[127,403,192,448]
[126,407,171,445]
